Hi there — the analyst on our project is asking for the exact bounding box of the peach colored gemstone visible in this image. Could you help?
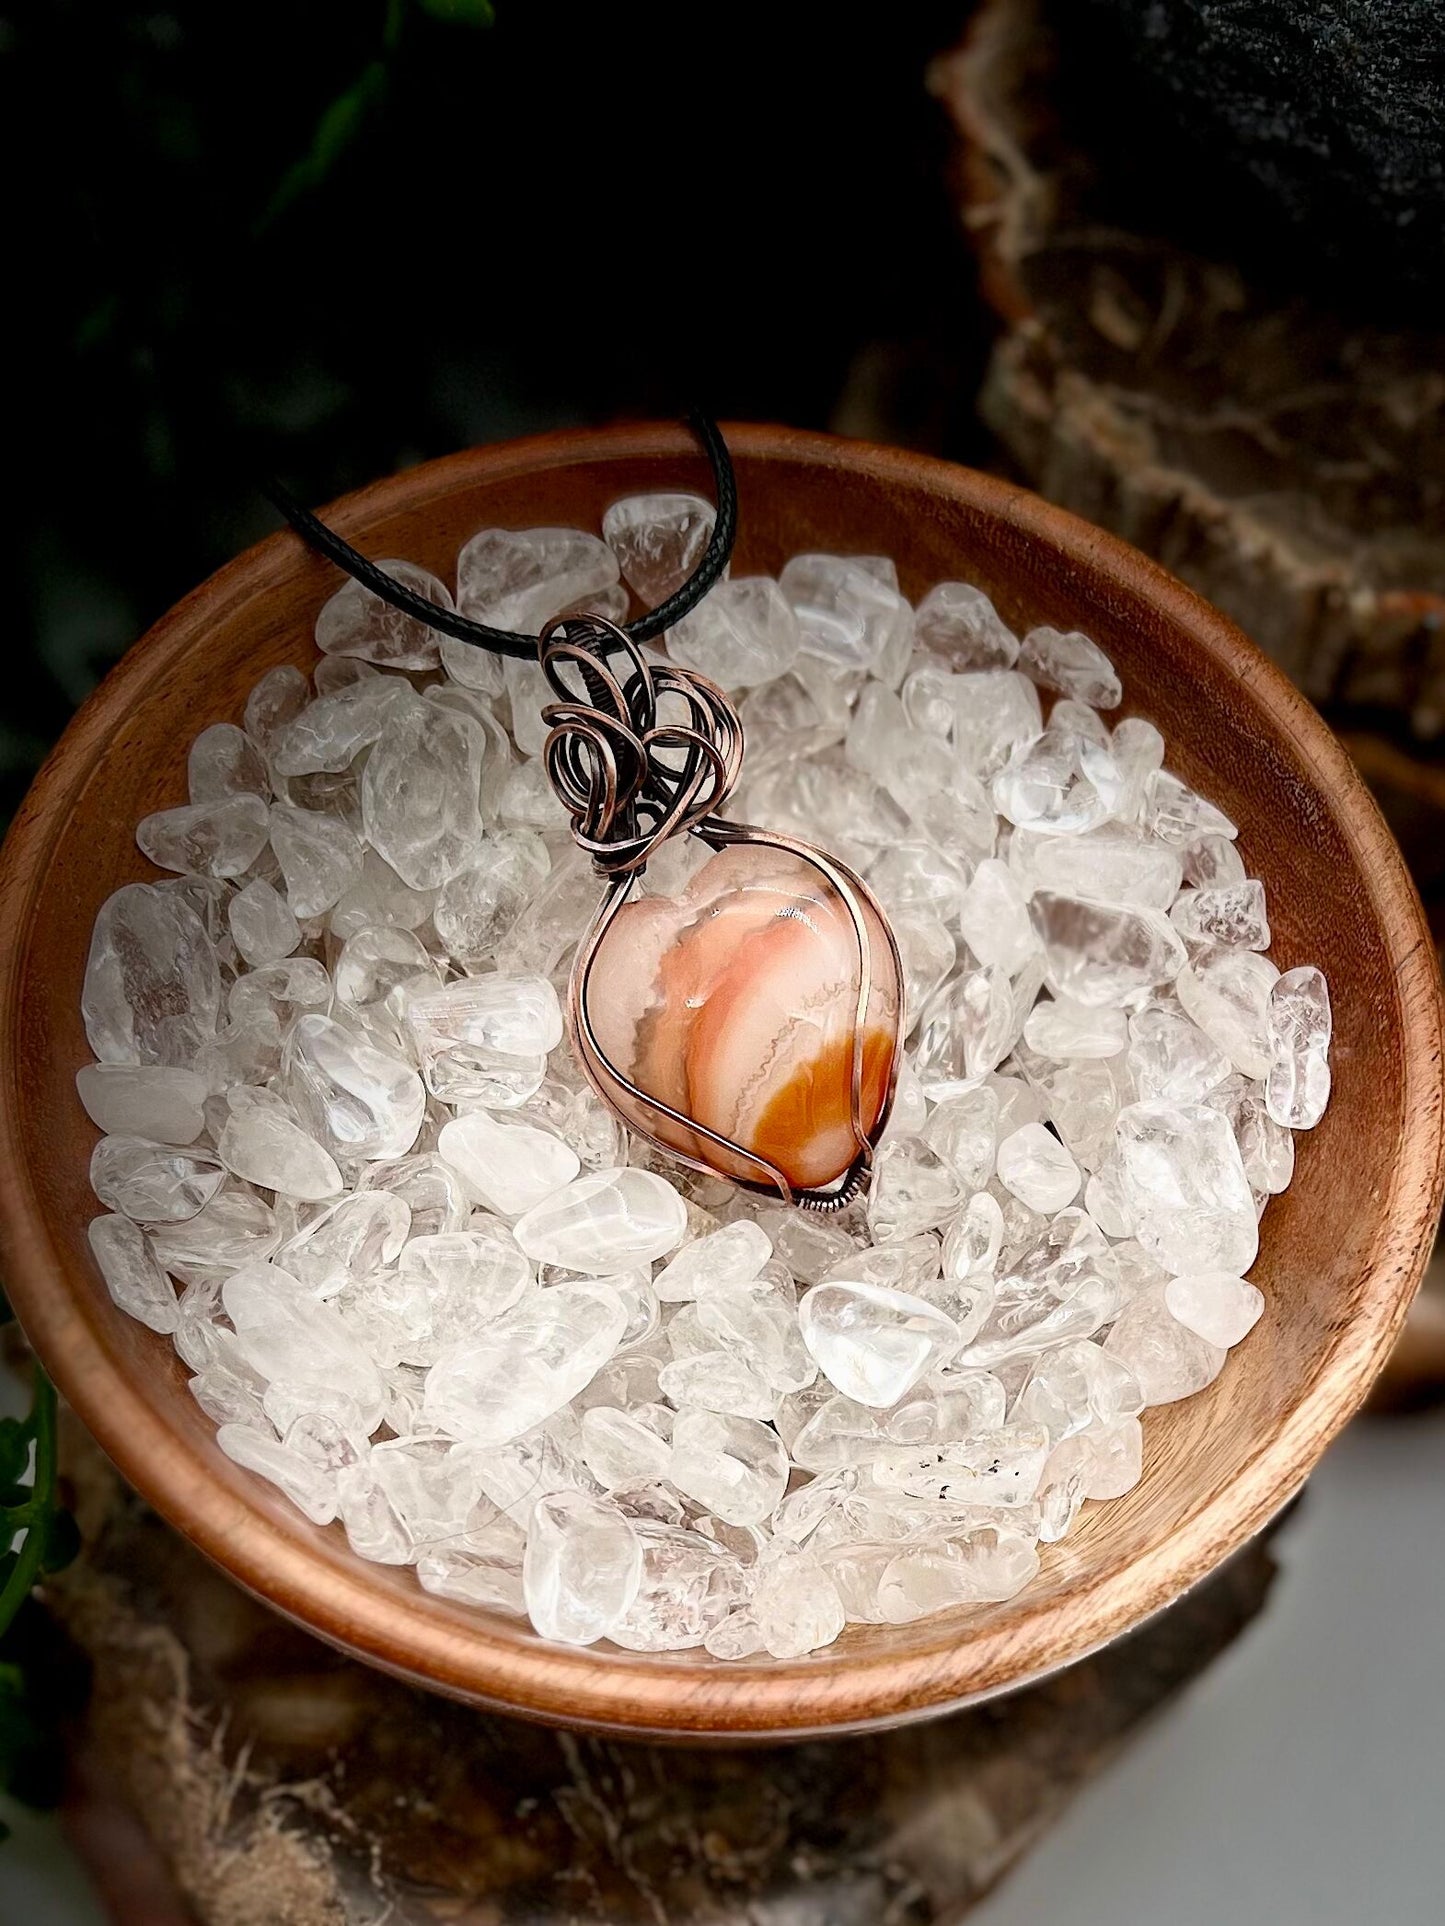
[577,842,901,1194]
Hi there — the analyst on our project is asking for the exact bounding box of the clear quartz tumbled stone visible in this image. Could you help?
[798,1280,960,1406]
[602,492,716,603]
[523,1490,643,1645]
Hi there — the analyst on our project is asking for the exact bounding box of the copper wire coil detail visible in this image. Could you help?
[538,614,744,878]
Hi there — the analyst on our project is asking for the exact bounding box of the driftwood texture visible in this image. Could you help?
[931,0,1445,737]
[46,1425,1279,1926]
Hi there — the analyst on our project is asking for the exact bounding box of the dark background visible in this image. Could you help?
[5,0,1441,822]
[1,0,987,821]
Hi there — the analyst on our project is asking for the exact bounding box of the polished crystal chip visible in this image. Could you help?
[423,1280,625,1445]
[669,576,801,689]
[950,670,1044,779]
[798,1279,959,1406]
[602,491,715,602]
[228,878,301,967]
[1145,769,1238,846]
[271,677,412,777]
[329,848,438,939]
[1024,997,1128,1061]
[957,858,1040,974]
[243,665,309,755]
[1170,880,1271,951]
[511,1166,688,1271]
[334,1462,412,1563]
[609,1523,749,1650]
[217,1424,338,1525]
[1183,833,1247,888]
[149,1187,280,1282]
[269,803,365,918]
[913,582,1019,669]
[995,1122,1081,1213]
[136,793,270,880]
[656,1348,778,1420]
[75,1064,207,1145]
[923,1084,999,1190]
[1104,1282,1227,1403]
[875,1525,1040,1620]
[432,829,550,965]
[283,1014,426,1162]
[779,553,911,678]
[1175,946,1280,1079]
[866,1137,965,1243]
[83,883,222,1067]
[334,927,432,1008]
[90,1135,226,1223]
[361,697,485,890]
[456,525,619,632]
[280,1191,410,1296]
[653,1219,771,1301]
[223,1265,386,1422]
[1108,717,1165,821]
[1008,823,1182,911]
[668,1408,789,1527]
[942,1190,1004,1279]
[436,1110,579,1216]
[403,973,562,1089]
[523,1490,643,1645]
[872,1421,1050,1507]
[187,722,269,805]
[88,1213,180,1332]
[1015,1339,1144,1440]
[750,1545,846,1657]
[1018,626,1121,707]
[740,670,851,777]
[1115,1100,1258,1277]
[579,1405,673,1489]
[1031,892,1187,1008]
[315,558,450,671]
[1127,1005,1232,1103]
[993,726,1116,835]
[218,1108,342,1201]
[1163,1271,1265,1349]
[392,1226,532,1356]
[698,1271,815,1394]
[1265,964,1332,1129]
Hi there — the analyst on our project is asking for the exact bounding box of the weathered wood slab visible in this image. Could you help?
[931,0,1445,739]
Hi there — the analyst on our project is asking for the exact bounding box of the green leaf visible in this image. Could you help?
[0,1484,31,1514]
[258,60,390,231]
[416,0,495,25]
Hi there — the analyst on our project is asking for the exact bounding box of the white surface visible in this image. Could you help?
[1,1410,1442,1922]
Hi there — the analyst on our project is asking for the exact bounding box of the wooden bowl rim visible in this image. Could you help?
[2,421,1442,1740]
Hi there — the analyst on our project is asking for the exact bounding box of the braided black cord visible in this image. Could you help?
[260,410,737,662]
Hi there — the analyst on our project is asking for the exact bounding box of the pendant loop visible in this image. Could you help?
[537,614,744,877]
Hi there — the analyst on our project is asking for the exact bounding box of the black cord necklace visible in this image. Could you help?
[262,409,738,657]
[263,412,904,1213]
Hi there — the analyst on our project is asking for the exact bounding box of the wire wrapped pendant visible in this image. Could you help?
[540,614,904,1210]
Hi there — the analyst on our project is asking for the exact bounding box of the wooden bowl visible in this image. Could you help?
[2,423,1441,1741]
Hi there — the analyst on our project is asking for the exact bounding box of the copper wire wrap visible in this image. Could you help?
[538,614,744,878]
[540,614,903,1212]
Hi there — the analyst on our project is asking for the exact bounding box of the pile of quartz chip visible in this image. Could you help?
[78,492,1333,1661]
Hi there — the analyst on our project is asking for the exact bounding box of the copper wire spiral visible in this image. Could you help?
[537,614,745,877]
